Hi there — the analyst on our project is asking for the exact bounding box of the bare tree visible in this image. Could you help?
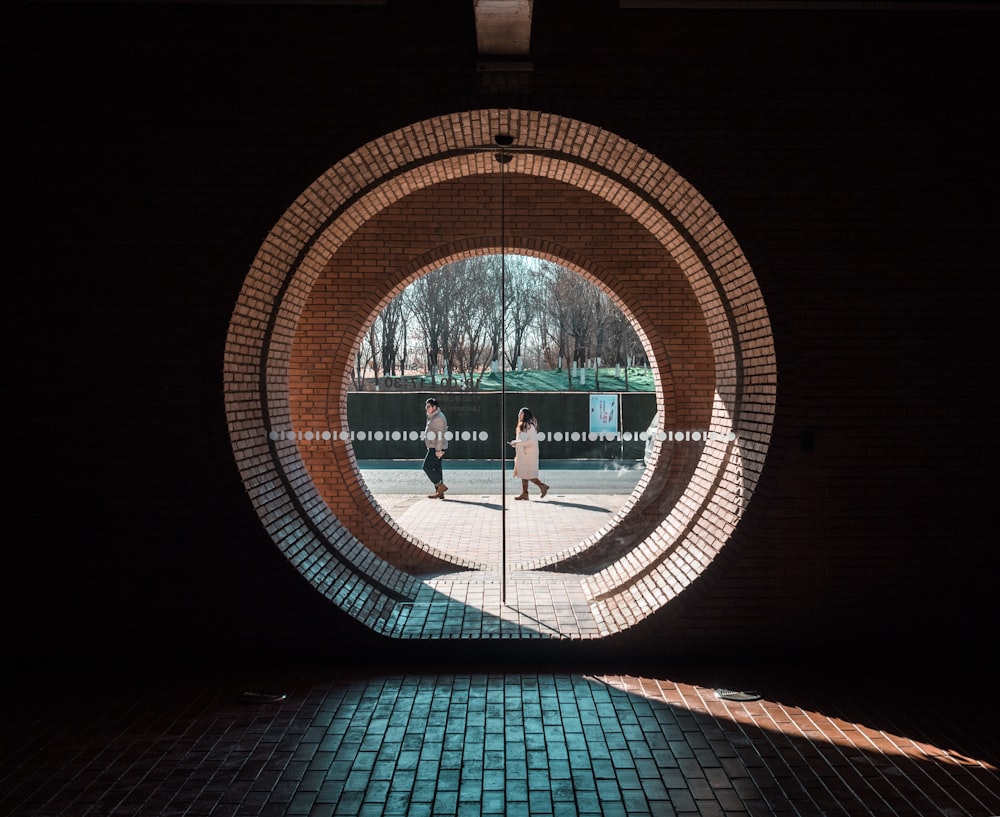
[480,255,507,369]
[503,255,539,370]
[408,266,451,375]
[448,256,501,387]
[604,303,647,371]
[358,254,645,392]
[538,265,646,388]
[350,349,369,390]
[355,322,379,389]
[377,294,406,377]
[587,286,618,390]
[540,265,590,388]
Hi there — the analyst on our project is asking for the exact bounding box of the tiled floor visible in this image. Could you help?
[3,667,997,816]
[8,487,992,816]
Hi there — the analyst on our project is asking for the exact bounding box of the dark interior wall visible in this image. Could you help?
[6,1,997,675]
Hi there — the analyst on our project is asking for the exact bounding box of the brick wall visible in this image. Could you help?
[8,0,996,667]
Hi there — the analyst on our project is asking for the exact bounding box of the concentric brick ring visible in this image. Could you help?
[223,109,776,637]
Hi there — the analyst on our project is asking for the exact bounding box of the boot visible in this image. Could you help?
[532,478,550,498]
[435,482,449,499]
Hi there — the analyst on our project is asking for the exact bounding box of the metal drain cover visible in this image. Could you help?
[715,688,762,702]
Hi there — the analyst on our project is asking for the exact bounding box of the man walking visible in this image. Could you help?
[422,397,448,499]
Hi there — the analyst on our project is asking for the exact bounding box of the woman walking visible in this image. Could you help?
[508,406,550,500]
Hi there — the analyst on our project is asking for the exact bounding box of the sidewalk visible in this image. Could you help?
[370,488,634,639]
[374,489,631,571]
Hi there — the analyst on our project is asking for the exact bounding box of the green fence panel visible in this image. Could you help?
[345,391,656,461]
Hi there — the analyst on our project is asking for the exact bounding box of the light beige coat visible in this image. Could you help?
[511,426,539,479]
[424,410,448,452]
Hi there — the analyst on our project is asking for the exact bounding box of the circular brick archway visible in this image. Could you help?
[291,183,704,579]
[224,110,776,638]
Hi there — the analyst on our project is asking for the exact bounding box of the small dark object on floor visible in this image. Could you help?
[237,691,287,704]
[715,688,762,701]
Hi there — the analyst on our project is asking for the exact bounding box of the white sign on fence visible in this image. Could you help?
[589,393,619,435]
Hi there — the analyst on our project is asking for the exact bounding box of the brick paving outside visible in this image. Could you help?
[372,490,631,639]
[377,490,629,571]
